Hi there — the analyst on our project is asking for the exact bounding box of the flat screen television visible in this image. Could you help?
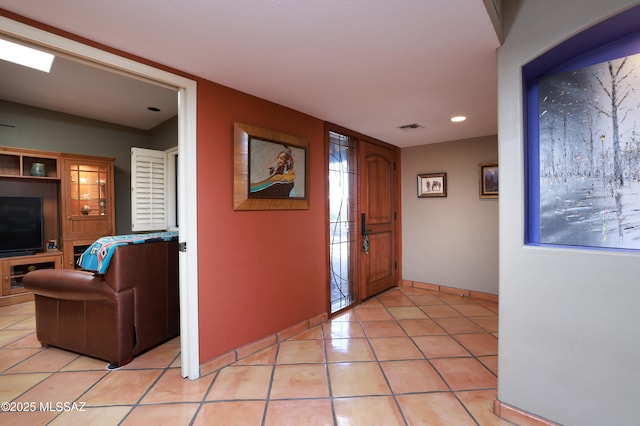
[0,196,44,257]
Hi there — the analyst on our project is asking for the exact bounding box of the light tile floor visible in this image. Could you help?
[0,287,511,425]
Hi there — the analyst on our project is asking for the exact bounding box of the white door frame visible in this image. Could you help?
[0,17,201,379]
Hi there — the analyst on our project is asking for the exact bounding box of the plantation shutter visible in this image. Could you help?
[131,147,168,231]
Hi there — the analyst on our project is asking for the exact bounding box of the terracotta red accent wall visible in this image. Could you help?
[196,81,327,362]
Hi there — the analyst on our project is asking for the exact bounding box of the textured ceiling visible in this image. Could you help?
[0,1,500,147]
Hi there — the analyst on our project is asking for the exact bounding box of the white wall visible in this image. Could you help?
[498,1,640,424]
[401,135,498,294]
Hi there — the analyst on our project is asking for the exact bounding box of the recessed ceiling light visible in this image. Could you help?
[0,39,54,73]
[450,115,467,123]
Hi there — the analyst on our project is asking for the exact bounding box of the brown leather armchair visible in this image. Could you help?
[23,240,180,368]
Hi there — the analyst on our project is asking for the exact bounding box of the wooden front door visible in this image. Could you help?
[359,141,398,299]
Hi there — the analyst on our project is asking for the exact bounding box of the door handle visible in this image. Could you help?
[361,213,372,234]
[361,213,370,254]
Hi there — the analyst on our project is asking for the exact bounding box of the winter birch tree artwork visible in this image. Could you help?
[538,53,640,249]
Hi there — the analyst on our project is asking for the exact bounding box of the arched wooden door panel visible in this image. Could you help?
[360,142,397,299]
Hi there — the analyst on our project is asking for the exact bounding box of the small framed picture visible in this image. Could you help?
[418,173,447,198]
[479,163,499,198]
[47,239,58,251]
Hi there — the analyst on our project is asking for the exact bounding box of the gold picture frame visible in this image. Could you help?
[234,122,309,210]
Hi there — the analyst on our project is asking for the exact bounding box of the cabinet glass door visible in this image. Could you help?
[68,163,109,217]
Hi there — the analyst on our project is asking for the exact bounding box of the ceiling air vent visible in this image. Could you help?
[398,123,424,131]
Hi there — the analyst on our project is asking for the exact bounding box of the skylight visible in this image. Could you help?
[0,39,54,73]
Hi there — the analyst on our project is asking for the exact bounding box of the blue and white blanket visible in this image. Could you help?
[78,231,178,274]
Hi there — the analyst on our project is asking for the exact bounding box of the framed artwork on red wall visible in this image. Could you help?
[233,122,309,210]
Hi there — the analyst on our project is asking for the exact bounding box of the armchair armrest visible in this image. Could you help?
[23,269,118,302]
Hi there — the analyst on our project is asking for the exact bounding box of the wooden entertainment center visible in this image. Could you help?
[0,147,115,306]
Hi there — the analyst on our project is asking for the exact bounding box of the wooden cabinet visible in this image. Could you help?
[0,147,60,179]
[0,251,63,306]
[0,148,117,303]
[60,154,115,269]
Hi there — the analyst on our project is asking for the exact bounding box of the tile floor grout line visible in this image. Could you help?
[200,367,219,403]
[451,387,484,426]
[0,332,47,373]
[3,369,53,403]
[261,356,277,426]
[364,304,410,426]
[133,363,172,407]
[448,333,500,378]
[320,319,340,426]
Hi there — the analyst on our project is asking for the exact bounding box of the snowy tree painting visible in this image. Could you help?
[538,52,640,249]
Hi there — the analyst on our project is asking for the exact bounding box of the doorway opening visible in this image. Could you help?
[328,126,399,314]
[1,16,200,379]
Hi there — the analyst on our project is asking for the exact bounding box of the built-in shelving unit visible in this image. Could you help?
[0,147,60,179]
[0,147,115,304]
